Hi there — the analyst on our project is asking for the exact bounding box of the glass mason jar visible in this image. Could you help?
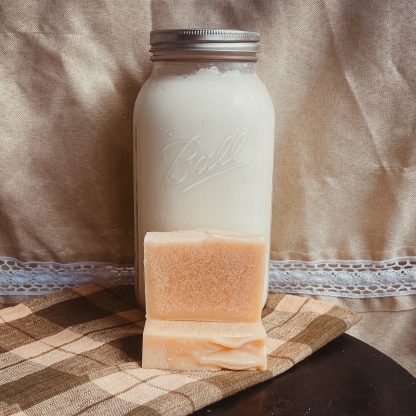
[133,29,275,308]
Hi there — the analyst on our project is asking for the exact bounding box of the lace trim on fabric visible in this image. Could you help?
[269,257,416,297]
[0,258,134,295]
[0,256,415,297]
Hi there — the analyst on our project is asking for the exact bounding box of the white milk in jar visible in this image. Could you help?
[134,29,275,308]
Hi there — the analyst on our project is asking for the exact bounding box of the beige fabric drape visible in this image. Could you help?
[316,295,416,376]
[0,0,415,264]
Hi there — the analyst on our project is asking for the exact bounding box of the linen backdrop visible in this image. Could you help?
[0,0,415,294]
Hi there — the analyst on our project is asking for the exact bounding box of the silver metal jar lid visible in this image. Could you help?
[150,29,260,61]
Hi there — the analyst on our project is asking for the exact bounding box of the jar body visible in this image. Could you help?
[133,61,275,308]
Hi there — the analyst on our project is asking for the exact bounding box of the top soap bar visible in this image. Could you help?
[144,229,266,322]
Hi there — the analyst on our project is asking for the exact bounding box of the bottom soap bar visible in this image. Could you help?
[142,319,267,371]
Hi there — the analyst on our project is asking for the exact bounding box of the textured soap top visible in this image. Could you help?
[144,229,266,322]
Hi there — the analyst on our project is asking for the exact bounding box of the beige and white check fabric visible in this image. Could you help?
[0,285,360,415]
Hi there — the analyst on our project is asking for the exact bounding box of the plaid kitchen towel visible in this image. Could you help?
[0,285,361,416]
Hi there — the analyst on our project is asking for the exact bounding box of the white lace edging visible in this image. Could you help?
[269,257,416,297]
[0,256,415,298]
[0,258,134,295]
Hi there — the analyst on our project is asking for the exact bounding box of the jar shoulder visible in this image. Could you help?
[133,78,153,116]
[134,71,274,122]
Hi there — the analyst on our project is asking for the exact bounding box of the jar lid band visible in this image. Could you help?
[149,29,260,61]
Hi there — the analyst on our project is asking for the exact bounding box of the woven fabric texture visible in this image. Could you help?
[0,1,415,265]
[0,284,360,415]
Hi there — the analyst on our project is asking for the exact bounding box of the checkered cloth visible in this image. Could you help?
[0,285,360,416]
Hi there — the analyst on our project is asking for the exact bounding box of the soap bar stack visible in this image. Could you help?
[142,229,268,371]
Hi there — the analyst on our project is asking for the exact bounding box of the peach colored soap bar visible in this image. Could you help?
[142,319,267,371]
[144,229,266,322]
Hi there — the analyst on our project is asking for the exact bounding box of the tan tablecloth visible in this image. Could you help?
[0,1,415,264]
[317,295,416,376]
